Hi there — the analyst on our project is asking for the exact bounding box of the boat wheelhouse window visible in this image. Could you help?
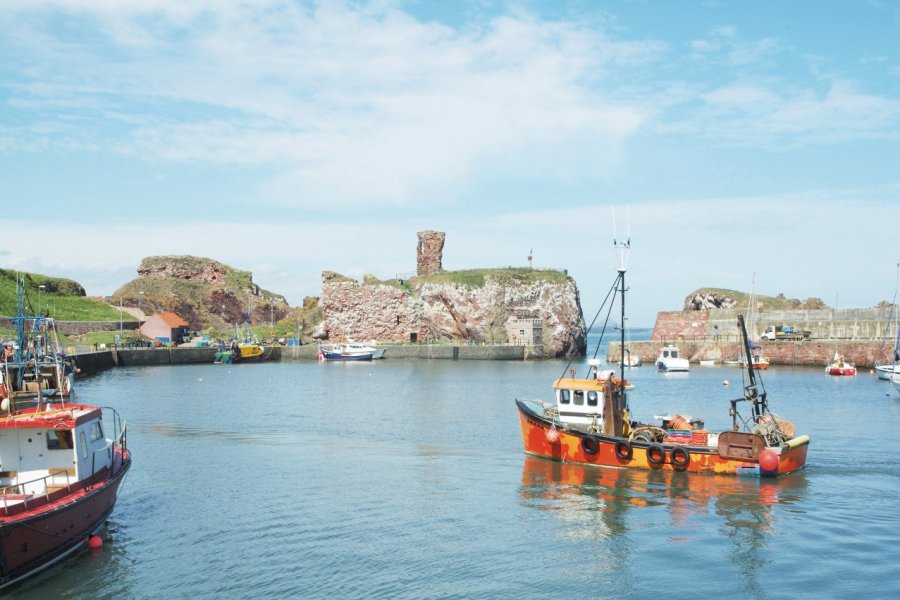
[573,390,585,406]
[47,430,73,450]
[559,389,570,404]
[80,432,88,459]
[91,422,103,441]
[587,391,599,406]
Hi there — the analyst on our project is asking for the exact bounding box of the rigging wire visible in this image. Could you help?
[557,273,620,382]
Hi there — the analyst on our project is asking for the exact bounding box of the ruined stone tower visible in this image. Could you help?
[416,230,445,277]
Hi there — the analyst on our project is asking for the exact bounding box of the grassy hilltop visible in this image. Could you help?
[357,267,571,293]
[685,287,828,311]
[0,269,131,321]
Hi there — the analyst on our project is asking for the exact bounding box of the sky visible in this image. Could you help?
[1,0,898,326]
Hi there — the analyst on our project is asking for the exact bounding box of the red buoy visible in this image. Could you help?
[758,449,778,472]
[88,535,103,549]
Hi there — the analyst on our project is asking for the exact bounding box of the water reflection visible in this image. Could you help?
[519,455,808,539]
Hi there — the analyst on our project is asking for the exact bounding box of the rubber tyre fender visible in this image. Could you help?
[670,446,690,470]
[614,440,633,461]
[646,443,666,466]
[581,435,600,455]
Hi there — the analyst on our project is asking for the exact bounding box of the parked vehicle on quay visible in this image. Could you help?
[760,325,811,341]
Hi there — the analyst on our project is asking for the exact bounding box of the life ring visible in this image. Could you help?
[581,435,599,455]
[614,440,633,461]
[670,446,690,470]
[646,444,666,466]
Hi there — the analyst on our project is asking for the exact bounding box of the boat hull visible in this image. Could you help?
[874,364,899,380]
[233,344,273,363]
[0,451,131,590]
[322,352,373,361]
[826,366,857,376]
[516,400,807,478]
[656,362,689,372]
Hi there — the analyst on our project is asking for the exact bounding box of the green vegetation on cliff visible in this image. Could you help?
[113,255,290,332]
[359,267,571,292]
[0,269,132,321]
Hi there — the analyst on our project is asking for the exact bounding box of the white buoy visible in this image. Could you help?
[723,380,729,386]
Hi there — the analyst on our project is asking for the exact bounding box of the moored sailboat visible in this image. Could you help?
[874,262,900,380]
[825,353,857,377]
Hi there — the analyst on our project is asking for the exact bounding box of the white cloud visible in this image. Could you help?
[1,1,650,209]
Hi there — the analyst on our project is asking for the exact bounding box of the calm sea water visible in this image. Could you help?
[11,344,900,599]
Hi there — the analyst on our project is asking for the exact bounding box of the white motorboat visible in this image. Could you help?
[656,345,690,372]
[874,363,900,380]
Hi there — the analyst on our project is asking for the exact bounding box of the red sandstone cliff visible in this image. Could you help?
[313,271,586,358]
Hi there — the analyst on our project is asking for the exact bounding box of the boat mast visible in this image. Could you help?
[738,314,766,417]
[618,268,626,388]
[613,211,631,426]
[891,261,900,364]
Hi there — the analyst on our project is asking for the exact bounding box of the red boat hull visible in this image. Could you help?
[827,366,857,376]
[517,400,808,478]
[0,450,131,589]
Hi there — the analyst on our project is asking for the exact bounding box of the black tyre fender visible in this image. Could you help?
[646,443,666,466]
[670,446,690,470]
[614,440,633,461]
[581,435,600,455]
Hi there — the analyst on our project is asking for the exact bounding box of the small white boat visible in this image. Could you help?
[825,353,857,377]
[346,343,385,359]
[874,362,900,380]
[621,348,641,367]
[319,342,385,361]
[656,345,690,372]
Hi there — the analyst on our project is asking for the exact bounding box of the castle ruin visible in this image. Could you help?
[416,230,445,277]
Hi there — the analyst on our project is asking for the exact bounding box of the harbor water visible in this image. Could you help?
[11,345,900,598]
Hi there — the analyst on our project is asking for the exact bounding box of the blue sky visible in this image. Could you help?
[1,0,898,326]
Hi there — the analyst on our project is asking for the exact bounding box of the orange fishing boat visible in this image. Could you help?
[515,242,809,478]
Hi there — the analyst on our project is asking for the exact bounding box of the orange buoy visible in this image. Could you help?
[88,535,103,549]
[758,449,779,472]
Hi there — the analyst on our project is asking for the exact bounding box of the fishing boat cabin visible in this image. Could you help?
[553,361,628,437]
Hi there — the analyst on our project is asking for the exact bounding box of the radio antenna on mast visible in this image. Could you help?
[613,206,631,272]
[612,206,631,400]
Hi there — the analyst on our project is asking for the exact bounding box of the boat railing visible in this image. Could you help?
[92,409,128,477]
[0,468,75,514]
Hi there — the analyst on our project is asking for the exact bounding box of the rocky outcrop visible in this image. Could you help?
[113,256,289,331]
[137,256,232,286]
[685,288,832,312]
[314,271,586,358]
[686,292,738,311]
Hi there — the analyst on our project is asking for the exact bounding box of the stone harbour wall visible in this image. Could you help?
[654,307,899,343]
[608,339,887,368]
